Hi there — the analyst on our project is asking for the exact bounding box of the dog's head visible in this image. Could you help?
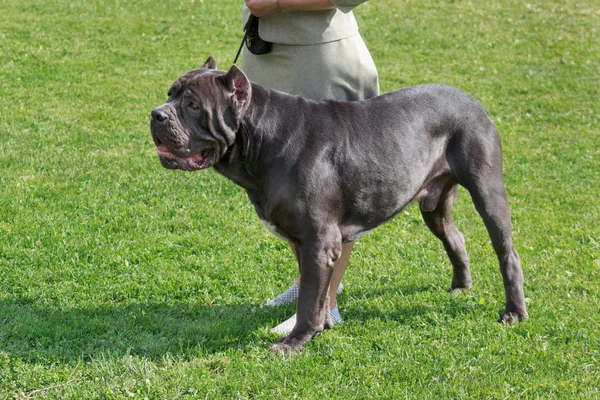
[150,56,252,171]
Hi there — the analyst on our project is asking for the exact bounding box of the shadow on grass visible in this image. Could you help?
[349,282,434,299]
[0,284,468,362]
[0,299,287,362]
[343,284,435,323]
[342,283,480,323]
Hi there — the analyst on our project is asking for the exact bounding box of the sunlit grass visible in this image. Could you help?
[0,0,598,398]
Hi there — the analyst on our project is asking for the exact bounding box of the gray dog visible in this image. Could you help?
[150,57,528,354]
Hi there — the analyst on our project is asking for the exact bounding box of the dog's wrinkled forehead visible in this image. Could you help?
[168,68,222,99]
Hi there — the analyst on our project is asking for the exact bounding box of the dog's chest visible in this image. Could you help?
[246,190,290,241]
[246,189,291,241]
[259,218,289,241]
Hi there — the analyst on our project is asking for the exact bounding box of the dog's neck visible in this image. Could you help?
[214,83,312,193]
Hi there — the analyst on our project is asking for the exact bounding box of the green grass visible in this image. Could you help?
[1,0,598,398]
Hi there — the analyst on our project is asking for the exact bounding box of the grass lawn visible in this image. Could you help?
[1,0,598,398]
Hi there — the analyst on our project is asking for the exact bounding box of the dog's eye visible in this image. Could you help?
[187,102,200,111]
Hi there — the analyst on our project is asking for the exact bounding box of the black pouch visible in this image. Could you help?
[244,15,272,55]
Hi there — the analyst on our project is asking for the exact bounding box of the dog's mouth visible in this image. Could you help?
[157,143,213,171]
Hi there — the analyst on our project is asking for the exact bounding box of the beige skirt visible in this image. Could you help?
[241,34,379,102]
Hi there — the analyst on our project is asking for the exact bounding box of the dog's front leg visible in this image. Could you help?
[270,234,341,354]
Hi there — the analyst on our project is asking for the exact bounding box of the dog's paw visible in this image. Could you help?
[449,276,472,292]
[447,285,472,294]
[501,310,529,324]
[269,330,315,355]
[269,341,301,356]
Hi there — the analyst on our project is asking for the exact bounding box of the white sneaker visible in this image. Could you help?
[270,304,343,335]
[265,282,300,307]
[270,313,297,335]
[265,282,344,307]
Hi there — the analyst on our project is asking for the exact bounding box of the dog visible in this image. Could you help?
[150,56,528,354]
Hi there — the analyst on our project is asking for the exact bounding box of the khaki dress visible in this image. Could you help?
[241,0,379,102]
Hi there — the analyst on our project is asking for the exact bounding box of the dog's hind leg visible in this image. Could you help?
[466,178,528,322]
[448,125,528,323]
[420,181,472,291]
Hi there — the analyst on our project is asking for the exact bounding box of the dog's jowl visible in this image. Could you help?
[150,56,528,354]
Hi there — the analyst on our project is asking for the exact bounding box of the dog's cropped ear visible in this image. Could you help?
[203,56,217,70]
[222,64,251,108]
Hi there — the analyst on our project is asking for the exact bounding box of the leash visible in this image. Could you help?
[233,15,257,65]
[233,28,248,65]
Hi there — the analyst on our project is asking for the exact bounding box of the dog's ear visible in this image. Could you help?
[222,65,251,108]
[203,56,217,70]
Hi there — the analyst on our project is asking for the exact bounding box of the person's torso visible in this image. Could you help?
[242,6,359,45]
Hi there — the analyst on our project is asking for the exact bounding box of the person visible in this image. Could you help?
[241,0,379,334]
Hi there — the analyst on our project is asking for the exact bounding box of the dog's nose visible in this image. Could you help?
[151,108,169,122]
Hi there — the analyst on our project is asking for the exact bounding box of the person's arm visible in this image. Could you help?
[245,0,334,18]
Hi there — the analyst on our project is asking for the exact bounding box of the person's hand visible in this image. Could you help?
[245,0,334,17]
[245,0,280,17]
